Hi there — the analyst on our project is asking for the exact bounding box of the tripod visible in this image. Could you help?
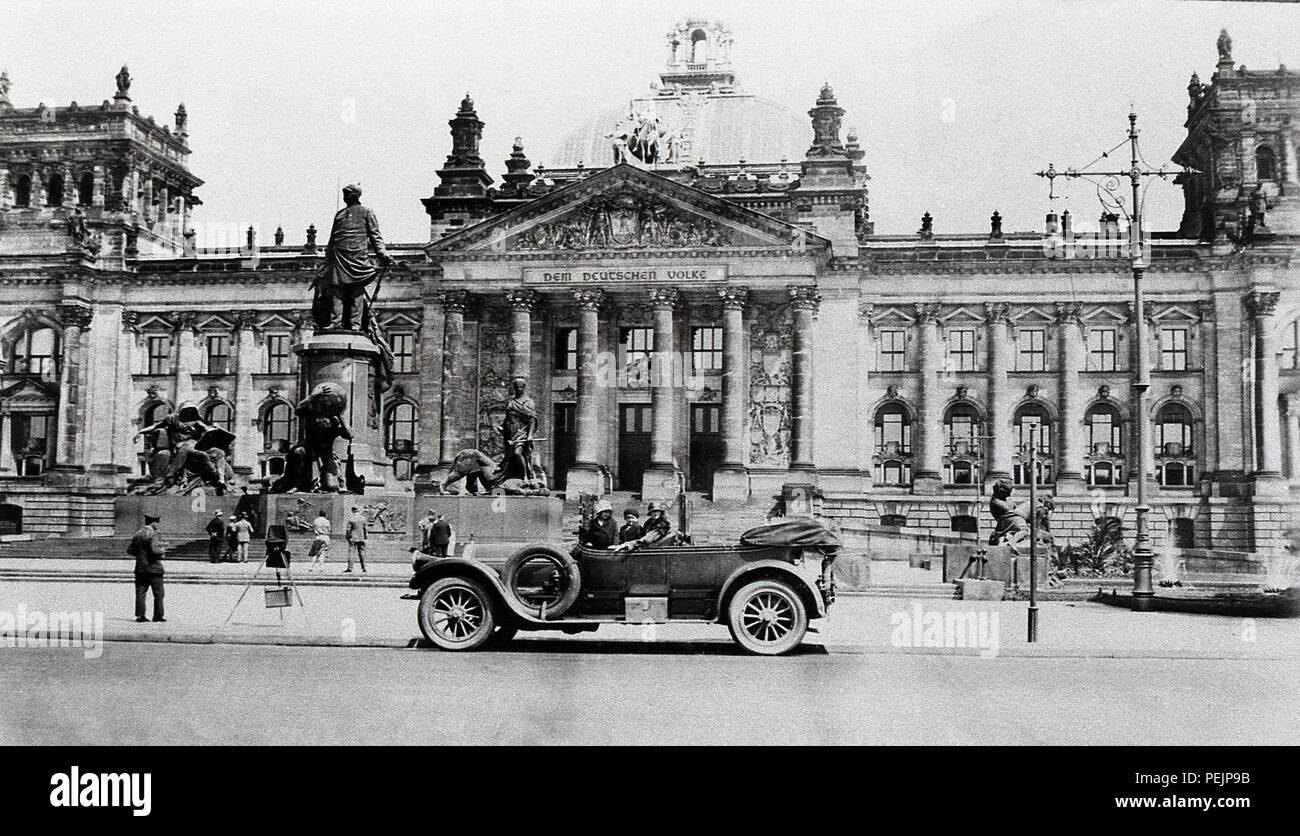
[213,540,312,638]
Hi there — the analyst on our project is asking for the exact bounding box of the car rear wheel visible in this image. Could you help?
[418,577,496,651]
[727,579,808,655]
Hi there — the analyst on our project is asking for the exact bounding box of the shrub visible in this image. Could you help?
[1054,517,1133,577]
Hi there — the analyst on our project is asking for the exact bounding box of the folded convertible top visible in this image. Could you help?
[739,517,841,549]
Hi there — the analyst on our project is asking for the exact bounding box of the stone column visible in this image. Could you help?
[416,289,445,481]
[172,312,198,406]
[567,288,605,498]
[505,289,536,382]
[788,286,820,470]
[1055,301,1086,491]
[1246,290,1284,486]
[54,303,93,469]
[642,288,680,502]
[1285,394,1300,481]
[714,286,749,500]
[984,302,1011,483]
[913,302,943,493]
[231,311,258,474]
[437,290,467,466]
[1282,131,1299,194]
[0,413,12,472]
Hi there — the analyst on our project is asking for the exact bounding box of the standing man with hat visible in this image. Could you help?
[311,183,394,331]
[344,505,369,573]
[129,515,166,622]
[205,509,227,563]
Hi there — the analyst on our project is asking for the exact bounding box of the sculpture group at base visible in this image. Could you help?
[988,479,1054,554]
[268,382,356,494]
[438,377,550,496]
[131,403,237,496]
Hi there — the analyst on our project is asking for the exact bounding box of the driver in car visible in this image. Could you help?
[614,502,674,551]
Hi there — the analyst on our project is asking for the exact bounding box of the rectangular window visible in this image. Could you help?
[205,334,230,375]
[1283,321,1299,371]
[878,329,906,372]
[1088,328,1117,371]
[266,334,291,374]
[389,332,415,374]
[147,335,171,375]
[620,327,654,387]
[1160,328,1188,371]
[1016,329,1046,371]
[947,328,976,372]
[553,328,578,371]
[691,326,723,370]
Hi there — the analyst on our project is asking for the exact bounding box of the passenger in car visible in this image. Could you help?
[580,499,619,549]
[615,502,673,550]
[618,507,644,544]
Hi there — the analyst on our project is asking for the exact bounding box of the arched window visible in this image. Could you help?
[386,402,418,455]
[7,325,59,378]
[690,29,708,63]
[77,172,94,206]
[205,402,234,433]
[874,403,911,455]
[1086,404,1123,456]
[944,404,980,454]
[45,173,64,207]
[1154,403,1194,456]
[262,401,294,452]
[13,174,31,207]
[1014,404,1053,485]
[1256,145,1277,182]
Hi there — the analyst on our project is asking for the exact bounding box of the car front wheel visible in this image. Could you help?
[727,579,808,655]
[418,577,497,651]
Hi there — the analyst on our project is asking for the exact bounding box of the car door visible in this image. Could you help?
[667,546,721,618]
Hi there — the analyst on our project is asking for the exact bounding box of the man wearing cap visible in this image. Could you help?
[312,182,394,331]
[580,500,618,549]
[618,508,644,544]
[205,510,227,563]
[129,515,166,622]
[344,505,369,573]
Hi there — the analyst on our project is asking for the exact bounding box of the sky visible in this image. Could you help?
[3,0,1298,245]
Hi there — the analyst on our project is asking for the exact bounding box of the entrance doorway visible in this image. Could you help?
[618,403,652,491]
[552,404,576,491]
[689,403,723,492]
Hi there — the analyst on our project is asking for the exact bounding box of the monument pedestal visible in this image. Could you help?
[295,331,388,492]
[711,467,750,502]
[641,465,679,505]
[564,465,605,501]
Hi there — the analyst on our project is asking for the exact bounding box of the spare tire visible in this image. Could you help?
[501,545,581,619]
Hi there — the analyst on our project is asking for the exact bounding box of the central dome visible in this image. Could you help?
[544,19,809,172]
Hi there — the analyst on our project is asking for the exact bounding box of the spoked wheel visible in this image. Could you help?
[418,577,497,651]
[727,579,808,655]
[501,547,581,619]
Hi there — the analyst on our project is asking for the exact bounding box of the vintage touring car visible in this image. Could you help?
[408,517,839,655]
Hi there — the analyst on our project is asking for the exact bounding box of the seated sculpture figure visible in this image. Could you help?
[133,402,235,495]
[988,479,1054,555]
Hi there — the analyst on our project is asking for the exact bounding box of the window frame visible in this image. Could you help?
[877,328,906,372]
[388,331,416,374]
[1159,327,1188,371]
[553,327,578,371]
[204,333,231,376]
[1016,328,1047,371]
[1087,327,1117,372]
[946,328,977,372]
[690,326,723,371]
[265,333,291,375]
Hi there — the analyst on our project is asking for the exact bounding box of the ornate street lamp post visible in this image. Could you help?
[1038,110,1196,611]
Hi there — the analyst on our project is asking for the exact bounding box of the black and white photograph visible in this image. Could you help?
[0,0,1294,814]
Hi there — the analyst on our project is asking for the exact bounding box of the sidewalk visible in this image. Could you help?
[1,575,1296,660]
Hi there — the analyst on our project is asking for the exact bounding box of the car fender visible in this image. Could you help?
[409,556,553,627]
[716,559,826,621]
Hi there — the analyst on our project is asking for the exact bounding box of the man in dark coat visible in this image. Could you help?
[429,513,452,557]
[129,515,166,622]
[205,510,227,563]
[312,183,394,331]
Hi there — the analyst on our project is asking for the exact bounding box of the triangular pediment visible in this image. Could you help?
[0,377,57,407]
[428,164,830,256]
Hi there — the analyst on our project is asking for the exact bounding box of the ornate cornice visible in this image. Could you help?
[56,302,93,329]
[572,288,605,311]
[788,285,821,312]
[504,288,537,313]
[719,286,749,311]
[914,302,941,323]
[649,287,680,310]
[1244,290,1280,318]
[983,301,1010,323]
[439,289,469,313]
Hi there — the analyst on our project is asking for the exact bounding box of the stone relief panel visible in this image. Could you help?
[510,187,738,250]
[747,302,793,468]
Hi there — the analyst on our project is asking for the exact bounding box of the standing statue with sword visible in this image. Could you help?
[312,182,395,333]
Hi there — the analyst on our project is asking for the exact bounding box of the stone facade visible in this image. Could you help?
[0,28,1296,554]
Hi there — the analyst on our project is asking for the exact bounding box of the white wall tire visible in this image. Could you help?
[727,579,808,655]
[418,577,497,651]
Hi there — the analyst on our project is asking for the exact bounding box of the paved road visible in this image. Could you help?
[3,642,1296,745]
